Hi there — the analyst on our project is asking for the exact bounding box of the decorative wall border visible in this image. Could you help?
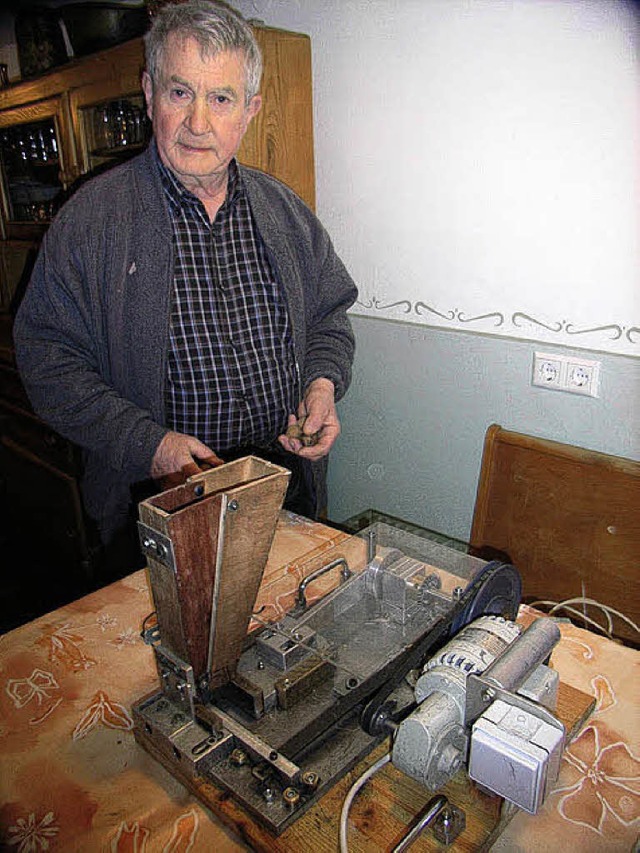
[353,296,640,355]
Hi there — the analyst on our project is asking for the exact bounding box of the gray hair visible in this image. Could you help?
[144,1,263,102]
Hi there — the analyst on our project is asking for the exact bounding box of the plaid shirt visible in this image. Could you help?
[160,156,299,451]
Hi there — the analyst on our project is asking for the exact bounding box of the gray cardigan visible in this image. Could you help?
[14,147,357,538]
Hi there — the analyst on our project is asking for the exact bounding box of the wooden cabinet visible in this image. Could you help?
[0,95,75,241]
[0,28,315,584]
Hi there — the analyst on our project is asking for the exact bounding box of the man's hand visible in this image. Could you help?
[151,431,223,488]
[278,378,340,460]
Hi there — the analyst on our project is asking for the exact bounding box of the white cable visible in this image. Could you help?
[339,752,391,853]
[549,599,613,636]
[550,597,639,635]
[529,596,640,638]
[553,605,612,637]
[529,600,614,637]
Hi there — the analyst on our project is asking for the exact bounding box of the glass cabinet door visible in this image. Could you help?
[0,96,76,239]
[71,79,150,177]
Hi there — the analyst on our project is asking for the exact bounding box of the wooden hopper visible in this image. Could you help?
[138,456,290,689]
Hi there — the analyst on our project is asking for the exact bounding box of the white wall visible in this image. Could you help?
[237,0,639,357]
[329,318,639,539]
[233,0,640,534]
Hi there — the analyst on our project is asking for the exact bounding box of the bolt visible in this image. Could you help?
[228,499,239,511]
[453,586,464,601]
[482,687,496,703]
[257,659,265,670]
[262,786,275,803]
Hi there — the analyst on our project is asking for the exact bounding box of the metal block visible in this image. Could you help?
[170,721,233,774]
[255,620,317,671]
[518,664,559,712]
[154,644,197,717]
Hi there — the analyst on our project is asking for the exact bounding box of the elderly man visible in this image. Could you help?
[14,0,357,564]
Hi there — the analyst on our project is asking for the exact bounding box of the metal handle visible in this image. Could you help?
[392,795,448,852]
[296,557,351,609]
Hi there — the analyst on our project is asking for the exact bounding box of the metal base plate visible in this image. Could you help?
[133,690,392,835]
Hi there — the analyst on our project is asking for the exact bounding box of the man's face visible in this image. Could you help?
[142,33,261,190]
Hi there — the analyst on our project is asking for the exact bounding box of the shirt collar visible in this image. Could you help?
[154,142,243,214]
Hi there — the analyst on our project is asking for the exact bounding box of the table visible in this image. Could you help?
[1,512,638,851]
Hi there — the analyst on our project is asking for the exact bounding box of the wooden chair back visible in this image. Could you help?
[469,424,640,645]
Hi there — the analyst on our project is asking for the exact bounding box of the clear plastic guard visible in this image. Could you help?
[249,522,489,691]
[355,521,486,586]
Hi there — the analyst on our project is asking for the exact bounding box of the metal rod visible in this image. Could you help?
[392,795,449,853]
[367,527,377,563]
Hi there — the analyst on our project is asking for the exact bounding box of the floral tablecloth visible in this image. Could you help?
[1,512,638,852]
[491,606,639,852]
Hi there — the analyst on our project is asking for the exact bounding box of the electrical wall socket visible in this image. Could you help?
[532,352,600,397]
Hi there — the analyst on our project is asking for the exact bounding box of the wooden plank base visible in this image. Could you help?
[134,680,595,852]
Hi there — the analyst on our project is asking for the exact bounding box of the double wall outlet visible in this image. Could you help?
[532,352,601,397]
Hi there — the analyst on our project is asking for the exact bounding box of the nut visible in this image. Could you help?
[301,771,320,790]
[282,787,300,807]
[230,748,249,767]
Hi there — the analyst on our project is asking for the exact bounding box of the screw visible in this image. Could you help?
[228,499,239,511]
[453,586,464,601]
[482,687,496,703]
